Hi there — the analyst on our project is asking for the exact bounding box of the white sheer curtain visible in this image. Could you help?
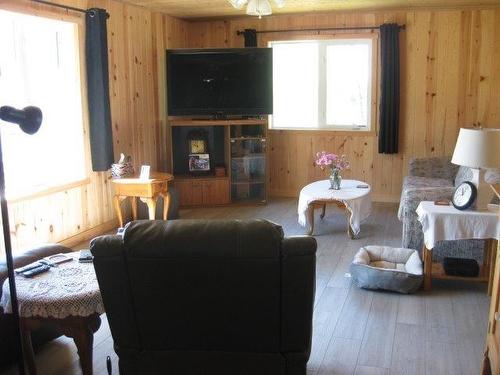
[0,10,86,200]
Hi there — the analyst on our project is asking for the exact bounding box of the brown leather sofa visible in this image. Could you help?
[0,244,73,368]
[91,219,317,375]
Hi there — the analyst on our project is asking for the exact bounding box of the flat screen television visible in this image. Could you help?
[166,48,273,117]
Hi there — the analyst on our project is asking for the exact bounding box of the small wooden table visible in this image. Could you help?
[298,179,371,238]
[0,253,104,375]
[416,201,499,293]
[112,172,174,227]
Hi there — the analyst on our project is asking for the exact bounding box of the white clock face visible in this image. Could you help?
[453,183,472,207]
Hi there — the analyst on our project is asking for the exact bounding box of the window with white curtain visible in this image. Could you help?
[0,10,86,200]
[269,37,375,131]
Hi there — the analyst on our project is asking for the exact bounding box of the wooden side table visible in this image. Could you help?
[0,253,104,375]
[416,201,499,293]
[298,179,371,238]
[112,172,174,227]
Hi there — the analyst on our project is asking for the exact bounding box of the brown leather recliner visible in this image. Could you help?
[91,219,317,375]
[0,244,73,368]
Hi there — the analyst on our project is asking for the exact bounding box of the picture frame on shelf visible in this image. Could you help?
[189,154,210,172]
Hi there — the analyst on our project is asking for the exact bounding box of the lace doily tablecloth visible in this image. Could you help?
[298,179,372,235]
[0,252,104,319]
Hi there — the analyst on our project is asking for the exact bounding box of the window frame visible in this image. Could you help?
[0,7,92,203]
[266,32,379,135]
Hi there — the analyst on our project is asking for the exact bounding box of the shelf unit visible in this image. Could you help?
[168,117,268,207]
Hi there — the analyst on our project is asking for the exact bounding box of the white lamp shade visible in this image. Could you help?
[451,128,500,168]
[246,0,273,16]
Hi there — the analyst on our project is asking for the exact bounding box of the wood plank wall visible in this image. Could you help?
[0,1,499,252]
[0,0,188,253]
[185,8,500,201]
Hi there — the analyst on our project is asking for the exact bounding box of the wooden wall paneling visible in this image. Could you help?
[106,0,133,164]
[466,10,482,126]
[491,10,500,127]
[153,14,188,172]
[0,0,188,254]
[477,10,494,128]
[184,7,500,201]
[152,13,166,170]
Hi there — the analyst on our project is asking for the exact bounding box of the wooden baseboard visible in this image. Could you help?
[370,195,400,203]
[58,218,119,249]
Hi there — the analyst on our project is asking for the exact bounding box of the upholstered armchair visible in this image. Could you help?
[91,219,317,375]
[398,157,484,261]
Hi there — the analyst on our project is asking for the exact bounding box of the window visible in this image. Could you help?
[0,10,86,200]
[269,37,376,131]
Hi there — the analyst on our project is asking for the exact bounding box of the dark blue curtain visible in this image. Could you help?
[378,23,400,154]
[243,29,257,47]
[85,8,114,171]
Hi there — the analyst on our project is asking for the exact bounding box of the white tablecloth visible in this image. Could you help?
[0,252,104,319]
[416,201,499,249]
[298,179,372,235]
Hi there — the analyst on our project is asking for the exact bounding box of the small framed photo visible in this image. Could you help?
[139,165,150,180]
[189,154,210,172]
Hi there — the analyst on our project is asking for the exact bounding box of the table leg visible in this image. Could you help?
[20,321,37,375]
[131,197,138,221]
[348,223,355,239]
[423,246,432,291]
[488,239,497,296]
[320,204,326,220]
[63,315,101,375]
[307,205,315,236]
[113,195,124,228]
[143,197,157,220]
[161,191,171,221]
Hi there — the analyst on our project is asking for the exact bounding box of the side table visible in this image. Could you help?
[112,172,174,227]
[416,201,499,293]
[0,253,104,375]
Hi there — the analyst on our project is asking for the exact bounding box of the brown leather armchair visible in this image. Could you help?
[91,219,317,375]
[0,244,73,368]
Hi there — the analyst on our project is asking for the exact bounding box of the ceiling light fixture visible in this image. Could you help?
[229,0,285,18]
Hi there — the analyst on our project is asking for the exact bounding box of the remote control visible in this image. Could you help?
[79,249,93,263]
[22,264,50,278]
[15,262,43,274]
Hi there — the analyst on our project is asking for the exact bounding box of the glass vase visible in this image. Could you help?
[329,168,342,190]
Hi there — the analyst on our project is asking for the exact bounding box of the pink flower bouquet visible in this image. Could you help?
[315,151,350,171]
[315,151,350,189]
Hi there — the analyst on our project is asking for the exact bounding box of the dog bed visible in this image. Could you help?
[350,245,423,294]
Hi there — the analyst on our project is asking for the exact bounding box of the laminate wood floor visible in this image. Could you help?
[0,198,489,375]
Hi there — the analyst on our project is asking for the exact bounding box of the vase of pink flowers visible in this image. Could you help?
[315,151,350,190]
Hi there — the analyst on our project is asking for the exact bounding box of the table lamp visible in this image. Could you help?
[451,127,500,209]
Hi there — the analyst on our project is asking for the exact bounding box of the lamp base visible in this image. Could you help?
[470,168,493,210]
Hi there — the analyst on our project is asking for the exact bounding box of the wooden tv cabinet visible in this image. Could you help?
[168,117,268,207]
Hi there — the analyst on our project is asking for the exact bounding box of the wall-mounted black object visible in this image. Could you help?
[0,105,43,375]
[378,23,401,154]
[166,48,273,117]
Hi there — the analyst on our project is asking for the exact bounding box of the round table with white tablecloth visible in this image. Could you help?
[0,252,104,375]
[298,179,372,237]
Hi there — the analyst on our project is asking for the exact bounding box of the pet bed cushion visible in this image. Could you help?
[350,245,423,294]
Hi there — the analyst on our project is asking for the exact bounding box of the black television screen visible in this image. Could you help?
[166,48,273,116]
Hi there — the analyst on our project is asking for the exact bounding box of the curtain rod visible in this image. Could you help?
[236,24,405,35]
[30,0,109,17]
[31,0,87,14]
